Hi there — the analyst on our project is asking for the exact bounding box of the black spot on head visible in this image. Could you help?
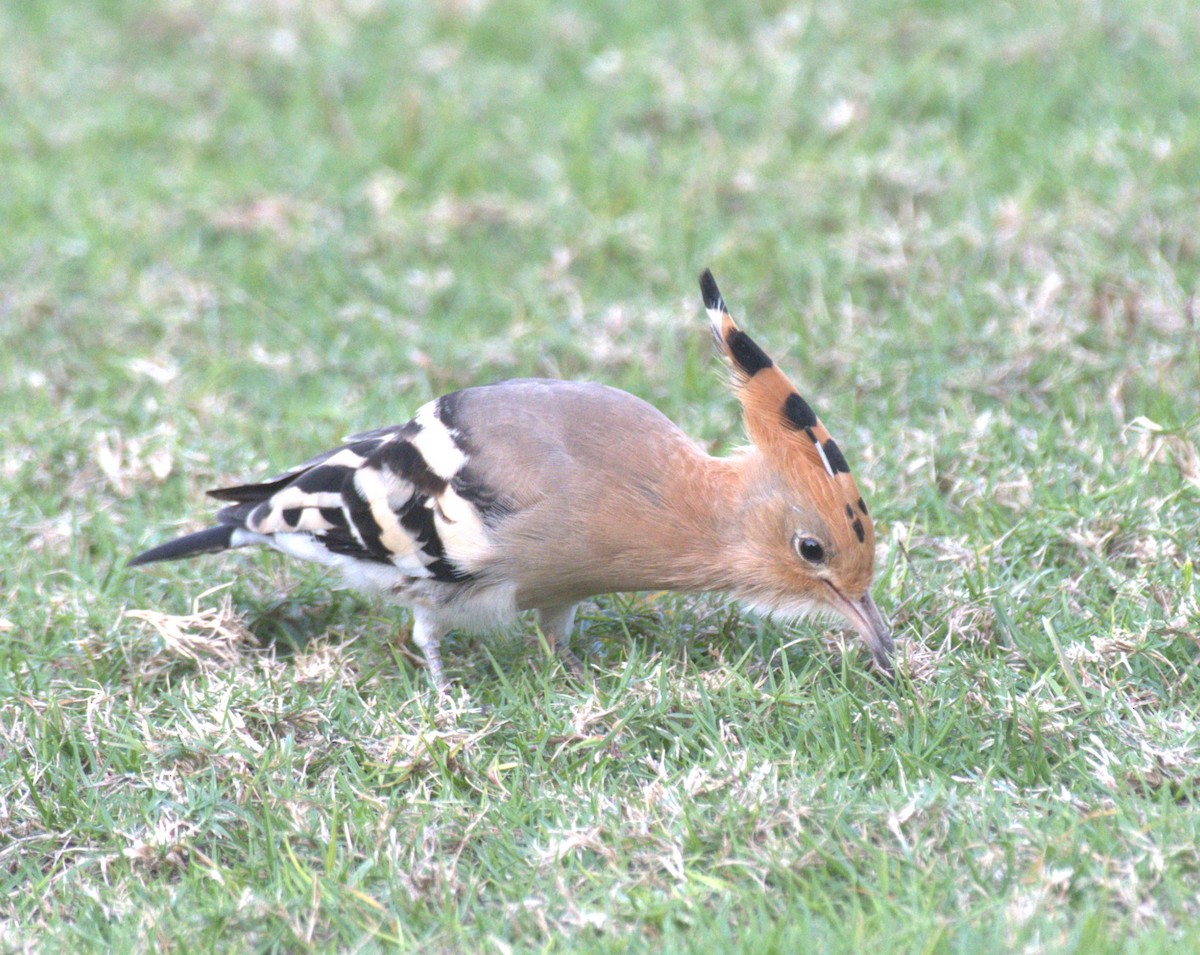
[726,330,773,377]
[804,427,817,443]
[857,496,869,516]
[281,507,303,528]
[845,504,855,520]
[852,518,866,543]
[823,439,851,474]
[782,393,818,431]
[699,269,725,312]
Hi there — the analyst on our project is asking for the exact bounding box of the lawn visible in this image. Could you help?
[2,0,1198,950]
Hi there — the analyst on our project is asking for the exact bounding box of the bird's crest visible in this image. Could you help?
[699,269,873,550]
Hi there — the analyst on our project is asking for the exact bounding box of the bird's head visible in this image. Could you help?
[700,269,893,673]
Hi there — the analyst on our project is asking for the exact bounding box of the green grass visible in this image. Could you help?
[2,0,1199,950]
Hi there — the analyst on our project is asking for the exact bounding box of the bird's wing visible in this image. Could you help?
[209,398,505,582]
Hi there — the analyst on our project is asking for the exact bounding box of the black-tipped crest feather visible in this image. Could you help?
[781,392,818,430]
[726,330,773,377]
[823,439,851,475]
[699,269,725,312]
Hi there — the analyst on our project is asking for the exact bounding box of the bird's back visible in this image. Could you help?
[441,378,703,509]
[436,379,718,607]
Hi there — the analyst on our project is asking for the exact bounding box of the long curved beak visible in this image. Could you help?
[824,585,894,675]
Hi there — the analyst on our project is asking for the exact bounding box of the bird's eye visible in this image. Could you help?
[795,536,825,564]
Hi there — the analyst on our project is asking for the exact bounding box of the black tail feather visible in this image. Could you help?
[207,473,297,503]
[128,525,239,567]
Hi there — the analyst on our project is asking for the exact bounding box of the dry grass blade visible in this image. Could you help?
[122,584,257,672]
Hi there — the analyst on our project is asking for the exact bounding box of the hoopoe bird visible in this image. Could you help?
[130,271,892,688]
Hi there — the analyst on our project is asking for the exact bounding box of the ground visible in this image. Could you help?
[1,0,1198,951]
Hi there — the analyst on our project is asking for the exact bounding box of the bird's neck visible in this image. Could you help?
[622,446,768,595]
[508,442,772,611]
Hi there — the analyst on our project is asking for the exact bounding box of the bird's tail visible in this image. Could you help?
[128,525,242,567]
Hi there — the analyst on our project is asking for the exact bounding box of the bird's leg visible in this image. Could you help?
[536,603,585,679]
[411,611,450,693]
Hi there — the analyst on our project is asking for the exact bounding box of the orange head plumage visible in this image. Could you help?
[700,269,893,672]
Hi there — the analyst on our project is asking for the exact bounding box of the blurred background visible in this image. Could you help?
[4,1,1196,515]
[2,0,1198,949]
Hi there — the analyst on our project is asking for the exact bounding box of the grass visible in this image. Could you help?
[2,0,1199,950]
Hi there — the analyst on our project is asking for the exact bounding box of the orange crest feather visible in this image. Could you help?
[699,269,874,551]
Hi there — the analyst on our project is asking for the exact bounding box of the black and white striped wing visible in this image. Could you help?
[211,400,497,583]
